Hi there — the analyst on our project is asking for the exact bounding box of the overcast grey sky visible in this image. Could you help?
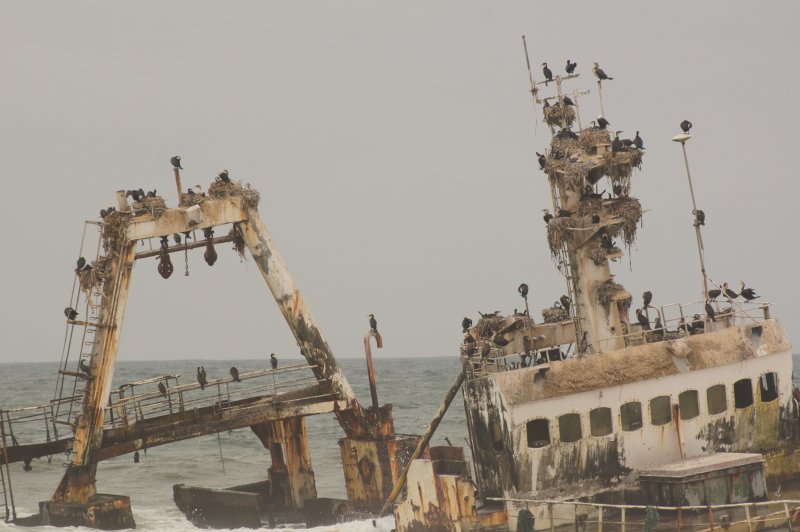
[1,2,798,363]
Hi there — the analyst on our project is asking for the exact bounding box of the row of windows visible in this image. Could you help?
[526,373,778,448]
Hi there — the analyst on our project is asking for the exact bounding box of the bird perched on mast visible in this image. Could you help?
[462,317,473,333]
[542,209,554,225]
[518,283,529,300]
[368,314,378,333]
[537,152,546,170]
[642,291,653,309]
[593,62,613,81]
[680,120,693,134]
[565,60,577,74]
[693,210,706,227]
[171,155,182,170]
[542,62,553,85]
[559,295,571,312]
[64,307,78,320]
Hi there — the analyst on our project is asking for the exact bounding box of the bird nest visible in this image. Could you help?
[179,193,207,208]
[550,136,581,158]
[475,314,504,338]
[208,181,261,209]
[543,105,576,128]
[603,150,643,179]
[551,161,590,191]
[132,196,167,218]
[579,128,611,152]
[595,279,629,314]
[229,225,247,260]
[542,306,569,324]
[577,197,603,217]
[607,197,643,247]
[79,256,113,293]
[546,216,572,256]
[101,211,131,253]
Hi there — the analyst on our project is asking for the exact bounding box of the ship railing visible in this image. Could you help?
[0,395,82,449]
[489,496,800,531]
[104,363,326,430]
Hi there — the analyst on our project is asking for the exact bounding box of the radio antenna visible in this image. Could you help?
[522,35,539,133]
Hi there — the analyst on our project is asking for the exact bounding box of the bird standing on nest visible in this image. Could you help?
[633,131,644,150]
[593,62,613,81]
[462,317,473,333]
[171,155,182,170]
[542,209,554,225]
[561,95,575,107]
[611,131,623,153]
[541,62,553,85]
[75,257,86,272]
[218,170,231,183]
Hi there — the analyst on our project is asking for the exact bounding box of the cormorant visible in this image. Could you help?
[565,60,577,74]
[146,189,157,197]
[79,359,92,375]
[100,208,108,218]
[600,233,616,250]
[230,367,241,382]
[541,62,553,85]
[157,381,167,397]
[642,291,653,308]
[171,155,183,170]
[481,342,491,359]
[537,152,546,169]
[197,367,207,390]
[462,317,473,333]
[133,451,140,464]
[633,131,644,149]
[368,313,378,333]
[465,344,477,357]
[611,131,623,153]
[694,210,706,227]
[612,183,623,197]
[691,314,705,332]
[493,334,510,347]
[562,95,575,107]
[707,288,721,301]
[559,295,571,312]
[270,353,278,370]
[677,317,691,334]
[705,301,716,322]
[740,282,760,302]
[82,264,92,273]
[518,283,529,299]
[187,188,195,196]
[621,138,634,148]
[127,189,141,202]
[464,333,475,344]
[173,234,182,245]
[722,282,739,300]
[591,214,600,225]
[592,62,613,81]
[597,116,610,129]
[542,209,554,224]
[218,170,231,183]
[64,307,78,320]
[680,120,693,134]
[557,208,572,218]
[76,257,86,271]
[636,308,650,330]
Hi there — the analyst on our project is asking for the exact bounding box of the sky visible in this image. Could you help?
[1,2,798,364]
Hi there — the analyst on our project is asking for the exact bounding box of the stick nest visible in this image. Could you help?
[79,256,113,293]
[549,136,581,159]
[604,150,643,179]
[475,314,504,338]
[608,197,643,247]
[595,279,629,314]
[179,193,207,207]
[101,211,131,253]
[208,181,260,209]
[542,306,569,324]
[131,196,167,218]
[579,128,611,151]
[229,225,247,260]
[543,105,575,128]
[546,217,572,256]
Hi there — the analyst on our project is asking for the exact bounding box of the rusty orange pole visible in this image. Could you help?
[173,168,183,200]
[364,331,383,410]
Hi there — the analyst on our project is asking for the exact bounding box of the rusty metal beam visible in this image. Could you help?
[124,197,247,241]
[134,235,234,260]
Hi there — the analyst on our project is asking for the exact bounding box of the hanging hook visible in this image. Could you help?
[157,237,174,279]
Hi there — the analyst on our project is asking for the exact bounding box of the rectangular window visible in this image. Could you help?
[650,396,672,426]
[734,378,754,409]
[527,419,550,448]
[590,407,613,437]
[558,413,582,443]
[707,384,727,415]
[620,402,642,431]
[679,390,700,420]
[760,373,778,403]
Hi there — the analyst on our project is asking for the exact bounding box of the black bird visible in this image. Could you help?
[633,131,644,150]
[127,189,141,202]
[592,62,613,81]
[597,116,610,130]
[600,233,616,250]
[677,317,691,334]
[173,234,182,245]
[100,208,109,218]
[723,282,739,301]
[146,189,157,198]
[642,291,653,308]
[230,367,241,382]
[621,138,635,148]
[537,152,546,170]
[197,367,207,390]
[557,208,572,218]
[82,264,92,273]
[462,317,473,333]
[75,257,86,271]
[740,282,760,302]
[481,341,491,359]
[612,183,624,197]
[560,295,571,312]
[493,334,510,347]
[636,308,650,330]
[541,62,553,85]
[680,120,693,134]
[565,60,577,74]
[694,210,706,227]
[464,333,475,344]
[133,451,140,464]
[187,188,196,196]
[707,288,721,301]
[591,214,600,225]
[64,307,78,320]
[79,359,92,376]
[562,95,575,107]
[705,301,717,322]
[171,156,183,170]
[270,353,278,370]
[518,283,529,299]
[218,170,231,183]
[368,313,378,333]
[157,381,167,397]
[542,209,554,224]
[465,343,477,357]
[611,132,623,153]
[692,314,705,332]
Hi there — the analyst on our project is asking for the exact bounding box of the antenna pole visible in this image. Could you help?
[522,36,537,103]
[173,168,183,201]
[597,80,606,118]
[678,139,709,299]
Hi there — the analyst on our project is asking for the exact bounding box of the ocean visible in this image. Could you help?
[0,356,466,531]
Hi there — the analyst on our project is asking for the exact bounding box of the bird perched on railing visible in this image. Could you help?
[565,60,577,74]
[270,353,278,370]
[462,317,473,333]
[197,367,208,390]
[157,381,167,397]
[171,155,182,170]
[230,367,241,382]
[368,314,378,333]
[542,62,553,85]
[680,120,693,134]
[707,288,721,301]
[593,62,613,81]
[740,282,760,302]
[636,308,650,330]
[722,282,739,301]
[705,301,717,322]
